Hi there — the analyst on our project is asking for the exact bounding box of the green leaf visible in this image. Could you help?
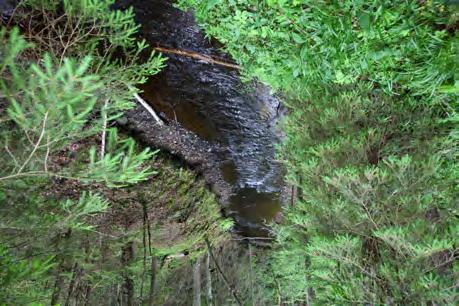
[292,32,305,44]
[357,12,371,31]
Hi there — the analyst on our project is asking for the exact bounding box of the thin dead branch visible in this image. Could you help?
[44,135,50,172]
[204,237,243,306]
[132,92,165,126]
[206,251,213,306]
[193,259,202,306]
[153,46,240,70]
[18,110,49,174]
[99,99,109,160]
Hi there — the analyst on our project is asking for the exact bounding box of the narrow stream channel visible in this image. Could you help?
[117,0,285,236]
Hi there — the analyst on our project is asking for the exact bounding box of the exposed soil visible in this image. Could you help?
[118,106,234,204]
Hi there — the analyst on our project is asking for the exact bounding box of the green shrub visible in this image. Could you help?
[179,0,458,304]
[0,0,164,303]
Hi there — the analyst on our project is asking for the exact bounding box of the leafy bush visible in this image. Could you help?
[179,0,458,304]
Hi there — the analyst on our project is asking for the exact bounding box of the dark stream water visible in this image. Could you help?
[117,0,284,236]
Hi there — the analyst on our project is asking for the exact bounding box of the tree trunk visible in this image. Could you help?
[204,238,242,306]
[192,259,201,306]
[205,252,213,305]
[50,263,65,306]
[121,241,134,306]
[140,203,148,302]
[82,283,92,306]
[148,256,157,306]
[248,243,255,306]
[50,229,72,306]
[64,262,78,306]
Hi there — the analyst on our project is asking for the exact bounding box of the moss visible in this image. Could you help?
[104,155,232,304]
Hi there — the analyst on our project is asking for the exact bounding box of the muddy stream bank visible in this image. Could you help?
[116,0,286,237]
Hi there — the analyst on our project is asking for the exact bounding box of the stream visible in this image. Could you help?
[116,0,285,237]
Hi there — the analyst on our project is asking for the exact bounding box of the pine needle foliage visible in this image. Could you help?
[179,0,458,304]
[0,28,158,186]
[0,0,164,303]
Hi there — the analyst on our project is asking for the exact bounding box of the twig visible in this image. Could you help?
[271,269,282,306]
[146,206,156,306]
[206,251,213,305]
[291,185,296,206]
[6,0,27,27]
[24,130,35,146]
[59,16,81,66]
[132,93,164,126]
[44,135,50,172]
[148,256,157,306]
[99,99,109,160]
[443,281,459,291]
[4,144,19,169]
[192,259,202,306]
[0,171,48,181]
[140,203,147,302]
[64,262,79,306]
[204,237,243,306]
[17,111,49,174]
[248,243,255,306]
[231,236,274,241]
[153,46,240,70]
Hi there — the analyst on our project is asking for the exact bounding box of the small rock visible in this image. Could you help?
[116,116,128,125]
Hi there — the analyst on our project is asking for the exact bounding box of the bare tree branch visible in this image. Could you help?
[99,99,109,160]
[132,92,164,126]
[204,237,242,306]
[18,110,49,174]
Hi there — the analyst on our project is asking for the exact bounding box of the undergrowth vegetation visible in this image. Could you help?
[1,0,458,304]
[0,0,230,304]
[178,0,459,304]
[0,0,163,303]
